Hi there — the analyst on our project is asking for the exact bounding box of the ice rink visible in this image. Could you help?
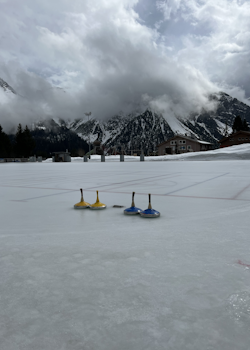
[1,156,250,349]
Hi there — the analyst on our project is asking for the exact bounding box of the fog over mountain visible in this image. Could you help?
[1,0,250,131]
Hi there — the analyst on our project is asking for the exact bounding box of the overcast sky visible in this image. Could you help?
[0,0,250,129]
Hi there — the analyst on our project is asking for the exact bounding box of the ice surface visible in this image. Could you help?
[1,147,250,349]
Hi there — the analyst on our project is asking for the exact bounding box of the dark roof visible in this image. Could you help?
[219,130,250,143]
[157,134,212,147]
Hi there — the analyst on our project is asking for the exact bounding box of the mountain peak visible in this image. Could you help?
[0,77,16,94]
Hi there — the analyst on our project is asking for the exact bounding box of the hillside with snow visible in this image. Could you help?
[1,76,250,154]
[67,92,250,153]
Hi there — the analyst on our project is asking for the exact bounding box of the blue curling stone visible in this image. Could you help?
[124,206,142,215]
[140,208,160,218]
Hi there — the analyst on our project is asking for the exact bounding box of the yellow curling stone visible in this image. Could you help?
[90,191,106,210]
[74,188,90,209]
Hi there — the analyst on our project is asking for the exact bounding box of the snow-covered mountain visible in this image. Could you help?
[66,92,250,153]
[183,92,250,143]
[69,112,173,153]
[0,77,16,94]
[2,75,250,153]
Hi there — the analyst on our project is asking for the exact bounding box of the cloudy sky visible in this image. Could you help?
[0,0,250,129]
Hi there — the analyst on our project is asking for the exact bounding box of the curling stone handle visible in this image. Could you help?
[148,193,152,209]
[131,191,135,207]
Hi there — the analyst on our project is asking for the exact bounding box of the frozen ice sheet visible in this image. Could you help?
[1,159,250,350]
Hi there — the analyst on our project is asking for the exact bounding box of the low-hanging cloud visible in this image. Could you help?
[0,0,249,131]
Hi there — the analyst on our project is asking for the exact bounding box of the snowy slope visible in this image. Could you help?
[148,143,250,161]
[0,77,16,94]
[71,111,180,153]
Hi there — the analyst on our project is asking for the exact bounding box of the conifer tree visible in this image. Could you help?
[232,115,243,133]
[14,124,35,157]
[14,123,25,156]
[0,125,12,157]
[23,125,35,156]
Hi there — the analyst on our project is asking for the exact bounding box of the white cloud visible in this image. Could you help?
[1,0,249,129]
[156,0,183,20]
[163,0,250,98]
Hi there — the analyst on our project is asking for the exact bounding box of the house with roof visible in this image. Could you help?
[219,130,250,148]
[157,135,213,155]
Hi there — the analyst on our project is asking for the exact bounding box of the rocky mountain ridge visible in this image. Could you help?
[65,92,250,153]
[1,76,250,154]
[0,77,16,94]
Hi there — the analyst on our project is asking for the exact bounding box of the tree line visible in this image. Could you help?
[0,123,89,158]
[0,124,35,158]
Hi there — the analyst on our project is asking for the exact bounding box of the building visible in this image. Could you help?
[219,130,250,148]
[52,150,71,162]
[157,135,213,155]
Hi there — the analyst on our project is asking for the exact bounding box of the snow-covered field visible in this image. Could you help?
[1,145,250,350]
